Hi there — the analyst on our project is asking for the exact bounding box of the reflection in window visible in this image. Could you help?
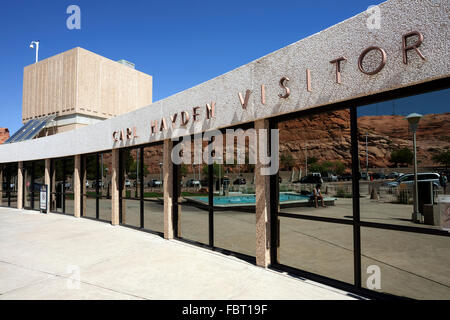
[361,227,450,299]
[143,144,164,233]
[81,152,112,221]
[213,133,256,257]
[357,88,450,228]
[121,148,141,228]
[0,163,18,208]
[279,217,354,284]
[278,109,353,220]
[177,137,209,244]
[51,157,74,215]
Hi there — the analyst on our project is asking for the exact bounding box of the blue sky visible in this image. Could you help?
[0,0,417,134]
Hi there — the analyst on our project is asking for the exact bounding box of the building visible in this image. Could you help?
[19,47,152,137]
[0,0,449,300]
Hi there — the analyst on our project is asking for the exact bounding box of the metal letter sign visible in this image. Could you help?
[40,184,48,213]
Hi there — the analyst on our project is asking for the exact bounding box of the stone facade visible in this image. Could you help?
[22,47,153,128]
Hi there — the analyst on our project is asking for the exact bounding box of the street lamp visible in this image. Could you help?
[29,41,40,63]
[406,112,423,223]
[217,156,223,195]
[159,162,163,189]
[365,132,369,180]
[301,145,308,177]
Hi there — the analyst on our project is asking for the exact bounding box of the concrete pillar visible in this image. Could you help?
[45,159,51,212]
[255,119,272,268]
[74,155,81,218]
[111,149,120,225]
[17,162,23,209]
[163,139,175,239]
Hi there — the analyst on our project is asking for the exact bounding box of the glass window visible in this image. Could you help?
[213,133,256,257]
[82,154,97,219]
[361,227,450,299]
[277,109,354,220]
[0,163,17,208]
[357,88,450,228]
[81,152,111,221]
[23,162,33,209]
[33,160,45,211]
[51,157,74,215]
[279,217,354,284]
[142,144,164,233]
[98,152,112,221]
[177,136,209,245]
[121,148,141,228]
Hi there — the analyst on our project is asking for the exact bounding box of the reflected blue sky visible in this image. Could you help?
[358,88,450,116]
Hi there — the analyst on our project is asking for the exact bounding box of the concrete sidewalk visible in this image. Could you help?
[0,207,357,300]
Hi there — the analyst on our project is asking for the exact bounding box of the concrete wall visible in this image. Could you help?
[2,0,449,164]
[22,47,153,122]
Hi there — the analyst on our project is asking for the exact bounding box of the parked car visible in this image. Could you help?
[124,179,131,187]
[200,178,209,187]
[293,175,323,184]
[185,179,201,187]
[338,173,352,181]
[384,173,441,188]
[2,182,15,190]
[323,174,338,182]
[85,180,90,188]
[216,177,230,190]
[233,178,246,185]
[386,172,401,180]
[91,181,104,188]
[147,179,162,187]
[370,172,386,180]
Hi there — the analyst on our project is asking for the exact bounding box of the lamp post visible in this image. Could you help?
[365,132,369,180]
[159,162,163,189]
[136,149,140,195]
[406,113,423,223]
[29,41,40,63]
[217,156,223,195]
[302,145,308,177]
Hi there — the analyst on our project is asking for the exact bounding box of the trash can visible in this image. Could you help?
[437,195,450,230]
[418,181,433,214]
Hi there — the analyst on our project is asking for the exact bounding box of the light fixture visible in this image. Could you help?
[405,112,423,223]
[29,40,40,63]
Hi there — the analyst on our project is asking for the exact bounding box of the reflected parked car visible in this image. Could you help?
[370,172,386,180]
[338,173,352,181]
[386,172,401,179]
[185,179,201,187]
[2,182,15,190]
[147,179,162,187]
[384,173,440,188]
[233,178,246,185]
[323,174,338,182]
[293,175,323,184]
[91,181,104,188]
[200,178,208,187]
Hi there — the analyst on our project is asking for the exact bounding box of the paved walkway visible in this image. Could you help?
[0,207,357,300]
